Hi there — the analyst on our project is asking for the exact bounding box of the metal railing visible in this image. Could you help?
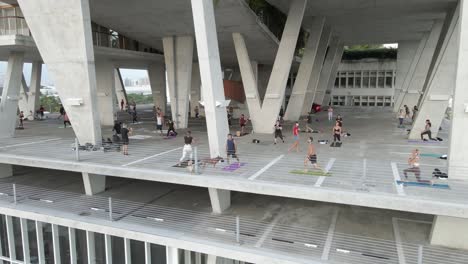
[0,183,467,264]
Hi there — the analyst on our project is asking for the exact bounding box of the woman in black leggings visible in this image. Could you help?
[333,122,342,142]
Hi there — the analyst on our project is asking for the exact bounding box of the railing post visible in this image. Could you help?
[108,197,113,222]
[75,138,80,161]
[194,147,199,174]
[236,216,240,244]
[418,245,423,264]
[13,184,16,205]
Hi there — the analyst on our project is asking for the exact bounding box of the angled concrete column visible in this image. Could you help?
[52,224,61,264]
[19,62,42,120]
[82,172,106,195]
[396,20,444,111]
[409,7,459,139]
[0,52,24,139]
[115,68,128,109]
[166,246,179,264]
[449,0,468,180]
[190,0,230,157]
[190,63,203,117]
[300,27,332,115]
[96,59,117,126]
[208,188,231,214]
[321,44,345,106]
[18,0,102,145]
[394,41,420,111]
[86,231,96,264]
[285,17,326,121]
[233,0,306,133]
[431,215,468,250]
[313,37,342,105]
[163,36,194,129]
[20,218,30,264]
[69,228,77,264]
[148,63,167,114]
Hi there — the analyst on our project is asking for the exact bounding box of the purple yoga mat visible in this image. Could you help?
[222,162,247,172]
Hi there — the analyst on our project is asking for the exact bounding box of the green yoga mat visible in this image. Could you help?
[420,153,443,158]
[290,170,332,176]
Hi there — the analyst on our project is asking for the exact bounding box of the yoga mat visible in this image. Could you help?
[164,136,177,140]
[222,162,247,172]
[396,180,450,189]
[407,140,440,144]
[290,170,331,176]
[172,160,196,168]
[330,142,342,147]
[420,153,443,158]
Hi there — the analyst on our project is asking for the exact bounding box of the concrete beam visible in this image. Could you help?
[233,0,306,133]
[115,68,128,111]
[431,215,468,250]
[409,6,459,139]
[394,40,420,110]
[18,0,102,145]
[18,62,42,120]
[163,36,194,129]
[190,0,230,157]
[190,63,203,118]
[448,0,468,180]
[82,172,106,195]
[208,188,231,214]
[314,38,344,105]
[148,63,167,114]
[96,59,117,126]
[0,51,24,138]
[284,17,326,121]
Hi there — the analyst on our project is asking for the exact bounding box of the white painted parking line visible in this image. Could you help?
[392,217,407,264]
[122,147,182,167]
[321,208,339,260]
[391,162,406,196]
[255,216,281,248]
[248,155,284,180]
[0,138,62,149]
[315,158,335,187]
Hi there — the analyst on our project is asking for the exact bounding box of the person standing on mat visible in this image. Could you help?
[404,105,410,119]
[333,122,342,143]
[335,114,343,127]
[328,106,334,121]
[63,112,71,128]
[239,114,247,135]
[274,120,284,144]
[167,119,177,137]
[156,112,164,136]
[121,123,132,155]
[398,109,405,127]
[226,133,240,165]
[178,131,194,166]
[403,149,431,183]
[304,137,324,173]
[18,111,24,129]
[421,119,434,141]
[288,122,300,152]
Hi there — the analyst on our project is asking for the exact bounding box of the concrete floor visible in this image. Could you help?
[0,106,464,218]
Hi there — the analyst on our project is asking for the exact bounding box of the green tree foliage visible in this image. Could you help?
[342,48,397,60]
[39,94,61,113]
[127,93,153,105]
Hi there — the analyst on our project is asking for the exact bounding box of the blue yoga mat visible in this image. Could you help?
[396,180,450,189]
[420,153,443,158]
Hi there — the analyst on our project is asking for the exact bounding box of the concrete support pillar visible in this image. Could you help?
[19,62,42,120]
[163,36,194,129]
[190,0,230,157]
[233,0,306,133]
[166,246,179,264]
[148,63,167,114]
[86,231,96,264]
[82,172,106,195]
[124,238,131,264]
[115,68,128,110]
[190,63,203,117]
[431,215,468,250]
[18,0,102,145]
[321,44,345,106]
[313,37,343,105]
[394,41,420,110]
[449,0,468,180]
[395,20,444,111]
[5,216,16,261]
[36,221,45,264]
[409,7,459,139]
[207,255,217,264]
[144,242,151,264]
[20,218,30,264]
[52,224,61,264]
[96,59,117,126]
[208,188,231,214]
[285,17,326,121]
[184,250,191,264]
[195,252,202,264]
[300,28,332,115]
[0,51,24,138]
[69,228,77,264]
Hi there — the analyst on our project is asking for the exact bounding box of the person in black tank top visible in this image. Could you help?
[333,122,342,142]
[121,123,132,155]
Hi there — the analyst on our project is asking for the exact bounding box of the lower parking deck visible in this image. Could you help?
[0,108,465,218]
[0,167,467,264]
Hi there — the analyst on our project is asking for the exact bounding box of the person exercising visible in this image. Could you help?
[333,122,342,143]
[288,122,300,152]
[274,120,284,144]
[304,137,324,173]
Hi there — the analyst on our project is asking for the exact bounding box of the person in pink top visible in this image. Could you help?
[288,122,300,152]
[63,112,71,128]
[328,106,333,121]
